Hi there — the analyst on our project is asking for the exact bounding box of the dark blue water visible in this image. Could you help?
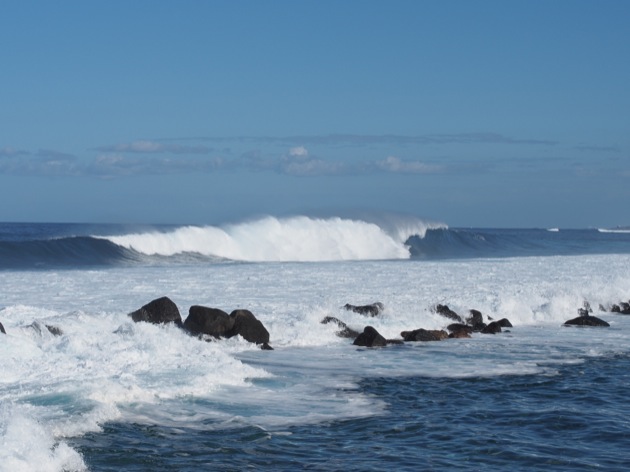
[72,353,630,471]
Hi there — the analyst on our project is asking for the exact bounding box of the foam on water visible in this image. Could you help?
[1,253,630,470]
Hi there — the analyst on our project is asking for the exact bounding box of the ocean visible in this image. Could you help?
[1,216,630,471]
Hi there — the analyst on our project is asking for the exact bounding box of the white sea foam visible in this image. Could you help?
[1,253,630,470]
[99,215,442,261]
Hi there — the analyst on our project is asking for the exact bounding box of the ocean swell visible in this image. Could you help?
[101,215,440,262]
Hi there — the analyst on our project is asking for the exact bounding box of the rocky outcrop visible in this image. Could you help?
[564,315,610,327]
[321,316,360,338]
[0,321,5,334]
[182,306,272,349]
[229,309,271,348]
[184,306,233,338]
[401,328,448,342]
[129,296,182,326]
[344,302,385,317]
[353,326,387,347]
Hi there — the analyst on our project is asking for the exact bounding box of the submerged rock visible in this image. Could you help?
[129,296,182,326]
[564,315,610,327]
[344,302,385,317]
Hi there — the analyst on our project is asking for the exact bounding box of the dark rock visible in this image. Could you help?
[228,309,270,346]
[611,304,621,313]
[129,297,182,326]
[344,302,385,317]
[353,326,387,347]
[466,309,483,326]
[433,304,463,323]
[564,315,610,327]
[446,323,473,336]
[620,302,630,314]
[401,328,448,342]
[184,306,233,338]
[386,339,405,345]
[449,330,471,339]
[0,321,5,334]
[321,316,360,338]
[577,308,590,317]
[481,321,502,334]
[496,318,513,328]
[260,342,274,350]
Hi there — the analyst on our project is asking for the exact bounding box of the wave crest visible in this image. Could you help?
[101,216,440,262]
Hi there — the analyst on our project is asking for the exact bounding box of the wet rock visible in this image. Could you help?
[0,321,5,334]
[481,321,503,334]
[400,328,448,342]
[564,315,610,327]
[449,330,471,339]
[496,318,513,328]
[353,326,387,347]
[184,306,233,338]
[129,296,182,326]
[228,309,271,347]
[321,316,360,339]
[433,304,463,323]
[446,323,473,337]
[344,302,385,317]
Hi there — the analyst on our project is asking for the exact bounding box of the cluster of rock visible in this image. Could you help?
[2,297,630,349]
[323,302,514,348]
[129,296,273,350]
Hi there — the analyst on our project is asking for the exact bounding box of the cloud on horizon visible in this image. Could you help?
[2,131,616,180]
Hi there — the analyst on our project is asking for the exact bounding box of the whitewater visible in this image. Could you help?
[1,216,630,471]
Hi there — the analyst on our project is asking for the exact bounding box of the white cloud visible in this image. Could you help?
[376,156,442,174]
[288,146,309,158]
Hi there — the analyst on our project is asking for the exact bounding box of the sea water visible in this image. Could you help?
[1,217,630,471]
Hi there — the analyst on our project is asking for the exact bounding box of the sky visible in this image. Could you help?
[1,0,628,228]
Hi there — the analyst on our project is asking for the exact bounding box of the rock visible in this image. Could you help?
[321,316,360,338]
[433,304,463,323]
[564,315,610,327]
[449,330,471,339]
[496,318,513,328]
[400,328,448,342]
[228,309,271,347]
[184,306,233,338]
[620,302,630,314]
[129,296,182,326]
[466,309,483,326]
[611,304,621,313]
[446,323,473,336]
[344,302,385,317]
[353,326,387,347]
[0,321,5,334]
[481,321,502,334]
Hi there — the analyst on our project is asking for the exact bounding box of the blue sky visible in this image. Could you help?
[1,0,628,228]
